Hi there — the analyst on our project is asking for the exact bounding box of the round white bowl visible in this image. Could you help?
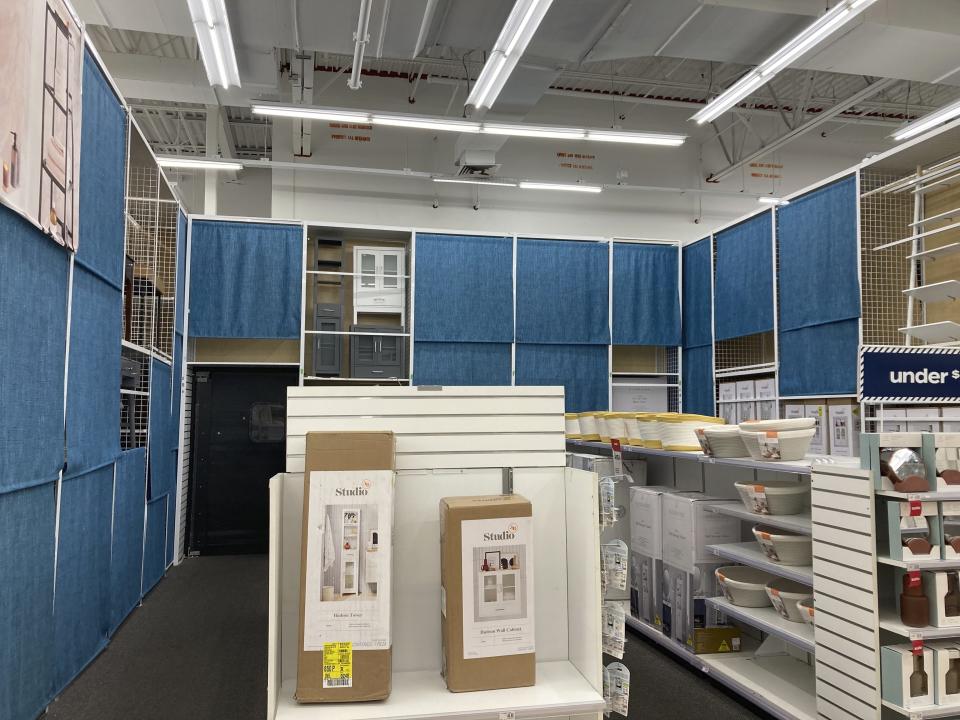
[565,413,581,438]
[605,414,629,442]
[765,579,813,623]
[703,426,750,458]
[739,428,816,462]
[752,525,813,565]
[739,417,816,432]
[797,598,815,626]
[658,414,725,451]
[577,412,600,440]
[734,479,807,516]
[598,414,611,443]
[715,565,776,608]
[624,415,643,445]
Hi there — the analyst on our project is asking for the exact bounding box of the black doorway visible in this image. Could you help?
[187,366,297,554]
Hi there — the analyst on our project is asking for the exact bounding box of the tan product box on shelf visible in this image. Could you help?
[719,403,737,426]
[757,400,777,421]
[926,571,960,628]
[737,402,757,424]
[439,494,535,692]
[827,401,861,457]
[881,644,934,710]
[927,641,960,706]
[908,407,942,433]
[883,408,909,432]
[297,431,396,703]
[736,380,756,401]
[661,493,741,573]
[629,486,674,559]
[660,562,728,647]
[693,626,742,655]
[719,382,737,403]
[784,404,804,420]
[805,404,828,455]
[754,378,776,401]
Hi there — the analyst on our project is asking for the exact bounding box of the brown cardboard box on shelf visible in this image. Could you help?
[440,494,535,692]
[692,626,742,654]
[296,431,395,703]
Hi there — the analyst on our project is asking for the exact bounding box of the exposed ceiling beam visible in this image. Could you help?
[707,77,897,182]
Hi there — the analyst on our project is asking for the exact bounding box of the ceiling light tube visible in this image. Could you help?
[433,177,518,187]
[758,196,789,206]
[893,97,960,142]
[483,123,584,140]
[373,115,481,133]
[157,157,243,171]
[186,0,240,88]
[519,181,602,193]
[466,0,554,111]
[586,129,686,146]
[691,0,877,124]
[251,105,372,123]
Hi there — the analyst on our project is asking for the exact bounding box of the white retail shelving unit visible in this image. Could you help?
[707,542,813,585]
[705,501,813,535]
[706,597,815,653]
[267,386,605,720]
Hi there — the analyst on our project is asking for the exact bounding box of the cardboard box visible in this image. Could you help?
[297,431,396,703]
[884,501,939,562]
[440,494,535,692]
[692,626,742,655]
[944,407,960,433]
[908,407,942,433]
[630,551,662,627]
[881,644,934,709]
[719,382,737,403]
[883,408,909,433]
[828,401,861,457]
[629,486,674,559]
[784,404,804,420]
[927,571,960,628]
[736,380,756,401]
[757,400,777,421]
[755,378,776,401]
[661,493,741,573]
[928,641,960,706]
[719,403,737,426]
[805,404,828,455]
[737,402,757,424]
[660,562,727,647]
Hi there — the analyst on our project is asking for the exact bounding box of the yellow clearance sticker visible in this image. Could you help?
[322,642,352,689]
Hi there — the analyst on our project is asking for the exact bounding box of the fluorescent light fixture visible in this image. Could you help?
[249,105,686,146]
[691,0,877,125]
[157,156,243,171]
[433,177,518,187]
[373,115,481,134]
[466,0,554,111]
[186,0,240,88]
[893,97,960,142]
[519,181,602,193]
[758,196,789,206]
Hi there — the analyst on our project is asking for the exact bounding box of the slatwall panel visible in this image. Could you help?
[811,466,880,720]
[176,367,193,560]
[285,386,566,472]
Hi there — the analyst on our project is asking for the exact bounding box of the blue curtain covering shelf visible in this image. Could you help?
[612,242,681,346]
[713,213,774,341]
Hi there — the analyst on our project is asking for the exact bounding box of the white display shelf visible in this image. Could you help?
[899,320,960,343]
[704,501,812,536]
[706,597,815,653]
[877,555,960,570]
[876,488,960,502]
[882,698,960,718]
[903,280,960,303]
[879,611,960,640]
[625,616,816,720]
[567,439,702,461]
[273,662,604,720]
[908,241,960,262]
[700,454,859,476]
[707,542,813,586]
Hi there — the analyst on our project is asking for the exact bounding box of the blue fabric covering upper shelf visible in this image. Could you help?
[414,234,513,342]
[65,265,121,477]
[0,482,56,720]
[612,242,681,346]
[515,344,608,412]
[143,496,168,594]
[110,449,146,634]
[714,213,774,341]
[188,220,302,338]
[54,466,113,693]
[682,345,714,416]
[148,359,176,501]
[516,238,609,345]
[75,50,127,289]
[778,318,860,397]
[0,204,69,492]
[682,238,712,349]
[777,175,860,331]
[413,342,512,386]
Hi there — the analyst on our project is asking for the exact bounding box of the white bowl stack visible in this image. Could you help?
[797,598,815,626]
[765,579,813,623]
[752,525,813,565]
[577,412,600,441]
[738,420,816,462]
[565,413,581,438]
[734,479,808,516]
[703,425,750,458]
[715,565,776,607]
[597,414,612,443]
[656,413,725,451]
[605,413,630,442]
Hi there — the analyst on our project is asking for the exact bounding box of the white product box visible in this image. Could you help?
[828,402,861,457]
[629,486,674,559]
[928,641,960,706]
[805,404,828,455]
[881,644,934,709]
[661,493,741,573]
[737,402,757,424]
[718,382,737,403]
[927,571,960,627]
[883,408,909,433]
[908,407,942,433]
[719,403,737,426]
[784,404,804,420]
[630,552,662,627]
[755,378,776,401]
[944,407,960,433]
[736,380,756,401]
[660,562,725,646]
[757,400,777,421]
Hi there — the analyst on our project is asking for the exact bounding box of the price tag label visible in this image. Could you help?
[611,439,624,477]
[912,638,925,655]
[908,571,922,589]
[499,712,516,720]
[909,499,923,517]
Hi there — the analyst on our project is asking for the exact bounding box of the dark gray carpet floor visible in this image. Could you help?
[44,554,771,720]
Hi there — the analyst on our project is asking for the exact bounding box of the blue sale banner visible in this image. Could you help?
[859,345,960,403]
